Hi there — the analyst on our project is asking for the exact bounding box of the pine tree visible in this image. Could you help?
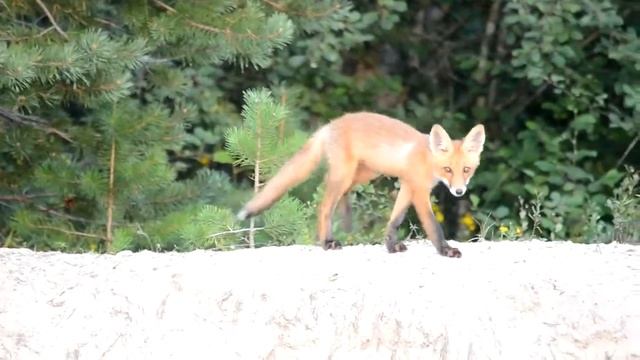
[0,1,295,252]
[225,87,310,248]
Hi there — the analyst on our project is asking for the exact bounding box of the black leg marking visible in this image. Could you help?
[323,239,342,250]
[385,209,408,253]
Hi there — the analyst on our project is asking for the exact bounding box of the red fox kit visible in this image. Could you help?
[237,112,485,257]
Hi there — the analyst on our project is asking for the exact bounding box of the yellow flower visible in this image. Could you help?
[461,213,477,232]
[431,203,444,223]
[499,224,509,234]
[516,226,523,237]
[197,154,212,166]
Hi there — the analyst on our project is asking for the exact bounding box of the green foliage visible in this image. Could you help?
[0,0,298,252]
[337,183,394,246]
[261,196,311,245]
[506,0,623,89]
[1,0,639,252]
[437,0,640,243]
[185,205,240,250]
[226,88,294,175]
[607,166,640,244]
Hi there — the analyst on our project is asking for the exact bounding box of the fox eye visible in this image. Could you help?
[463,167,471,173]
[444,167,452,173]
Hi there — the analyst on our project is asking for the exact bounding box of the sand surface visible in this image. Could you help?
[1,240,639,359]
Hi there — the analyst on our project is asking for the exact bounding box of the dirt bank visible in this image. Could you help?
[1,240,638,359]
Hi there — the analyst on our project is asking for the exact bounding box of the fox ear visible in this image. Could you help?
[429,124,452,154]
[463,124,485,154]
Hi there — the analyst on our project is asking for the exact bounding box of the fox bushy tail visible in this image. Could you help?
[236,127,328,220]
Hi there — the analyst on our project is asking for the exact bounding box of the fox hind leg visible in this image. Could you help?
[335,165,379,234]
[317,161,357,250]
[337,194,353,233]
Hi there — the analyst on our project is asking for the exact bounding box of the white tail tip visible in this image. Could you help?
[236,209,249,221]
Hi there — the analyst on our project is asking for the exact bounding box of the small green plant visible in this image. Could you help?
[225,88,309,248]
[607,166,640,244]
[470,211,496,242]
[517,193,544,240]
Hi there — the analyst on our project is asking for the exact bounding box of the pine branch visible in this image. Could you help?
[0,26,55,42]
[261,0,343,19]
[207,226,265,239]
[34,225,105,240]
[0,107,73,142]
[94,17,121,29]
[34,0,68,40]
[0,193,56,202]
[151,0,176,13]
[262,0,286,12]
[152,0,288,41]
[185,20,225,34]
[0,200,93,227]
[35,205,101,225]
[152,0,225,34]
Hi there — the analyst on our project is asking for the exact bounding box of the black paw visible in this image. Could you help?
[386,237,407,253]
[441,247,462,258]
[323,239,342,250]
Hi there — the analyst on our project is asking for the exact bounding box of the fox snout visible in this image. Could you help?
[451,186,466,197]
[437,177,468,197]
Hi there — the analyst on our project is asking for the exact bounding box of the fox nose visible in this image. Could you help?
[449,186,466,197]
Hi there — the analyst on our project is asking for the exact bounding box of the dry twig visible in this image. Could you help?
[34,0,68,40]
[0,107,73,142]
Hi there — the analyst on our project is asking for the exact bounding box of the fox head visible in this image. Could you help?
[428,124,486,197]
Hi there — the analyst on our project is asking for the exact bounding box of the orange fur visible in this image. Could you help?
[237,112,485,257]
